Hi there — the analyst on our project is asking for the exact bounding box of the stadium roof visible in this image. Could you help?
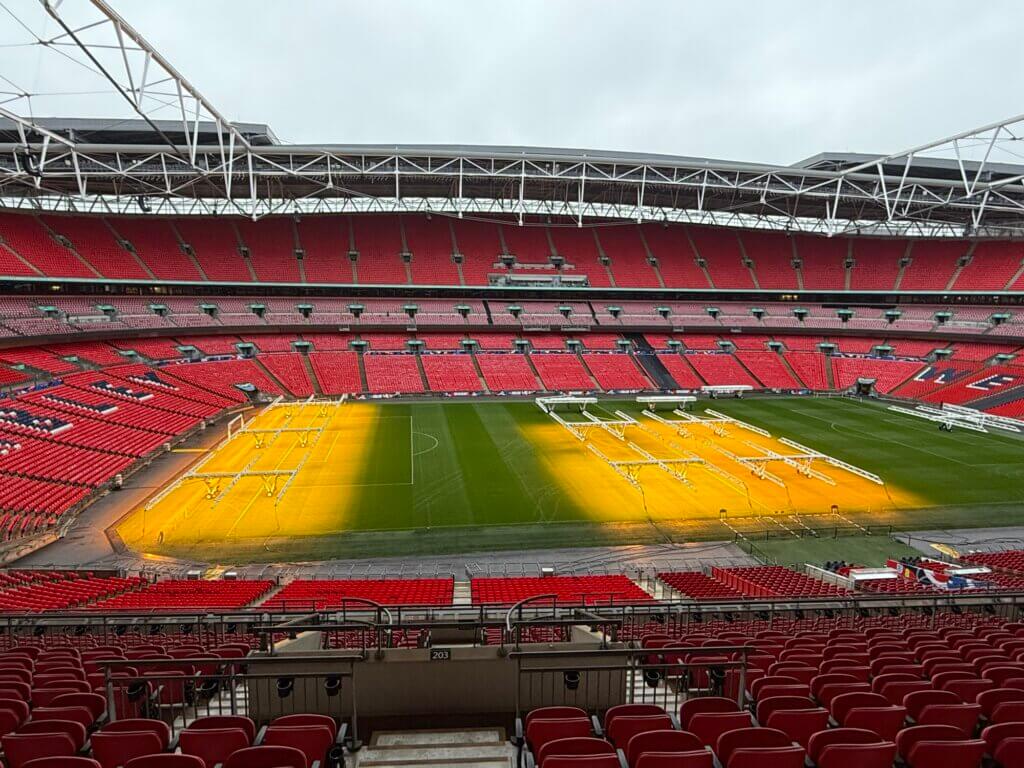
[2,1,1024,238]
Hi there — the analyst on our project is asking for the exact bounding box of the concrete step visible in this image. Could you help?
[358,730,511,766]
[374,729,504,747]
[359,761,509,768]
[452,580,473,606]
[357,744,511,766]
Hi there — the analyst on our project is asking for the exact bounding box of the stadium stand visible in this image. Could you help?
[549,226,611,287]
[404,215,460,285]
[309,351,362,395]
[656,353,707,389]
[263,578,454,609]
[41,216,151,280]
[471,575,653,605]
[830,356,926,394]
[420,354,483,392]
[710,565,851,598]
[735,351,799,389]
[296,217,351,283]
[237,219,301,283]
[580,353,651,390]
[901,240,965,290]
[362,354,425,394]
[530,353,594,390]
[89,579,273,611]
[597,226,660,287]
[259,354,315,398]
[475,353,540,391]
[112,218,205,282]
[174,219,251,282]
[685,353,760,387]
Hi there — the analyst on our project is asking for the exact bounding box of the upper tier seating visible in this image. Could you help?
[642,224,710,289]
[40,216,151,280]
[850,238,904,290]
[262,579,455,609]
[174,219,251,282]
[797,235,847,291]
[596,226,660,287]
[352,216,406,284]
[238,219,301,283]
[952,241,1022,291]
[404,215,460,285]
[0,214,96,278]
[742,231,796,290]
[452,219,501,285]
[296,217,351,283]
[549,226,612,287]
[0,212,1019,300]
[112,218,204,282]
[471,575,654,606]
[691,227,753,288]
[901,241,965,290]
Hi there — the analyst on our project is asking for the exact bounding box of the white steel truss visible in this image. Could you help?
[0,1,1022,236]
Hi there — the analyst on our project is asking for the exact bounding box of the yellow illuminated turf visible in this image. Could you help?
[522,413,918,525]
[117,400,379,551]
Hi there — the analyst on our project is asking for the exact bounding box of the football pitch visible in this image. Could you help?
[112,396,1024,563]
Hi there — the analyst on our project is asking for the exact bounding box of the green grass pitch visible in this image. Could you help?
[123,395,1024,563]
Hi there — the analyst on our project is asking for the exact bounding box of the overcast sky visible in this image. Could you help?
[6,1,1023,165]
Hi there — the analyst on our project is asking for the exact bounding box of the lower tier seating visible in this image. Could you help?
[470,575,654,606]
[261,578,455,609]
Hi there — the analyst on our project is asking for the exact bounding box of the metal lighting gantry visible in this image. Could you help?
[1,1,1024,237]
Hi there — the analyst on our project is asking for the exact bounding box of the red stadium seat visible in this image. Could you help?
[1,732,77,768]
[179,727,252,767]
[259,724,334,768]
[679,697,738,728]
[23,759,101,768]
[125,757,205,768]
[223,745,307,768]
[607,714,674,749]
[689,712,754,748]
[535,736,615,767]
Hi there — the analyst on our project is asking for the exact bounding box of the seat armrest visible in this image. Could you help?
[513,717,524,746]
[591,714,604,737]
[336,721,348,745]
[617,748,629,768]
[254,724,268,745]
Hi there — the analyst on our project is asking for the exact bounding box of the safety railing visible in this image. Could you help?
[98,654,363,745]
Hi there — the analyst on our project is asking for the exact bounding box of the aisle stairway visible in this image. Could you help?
[354,728,513,767]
